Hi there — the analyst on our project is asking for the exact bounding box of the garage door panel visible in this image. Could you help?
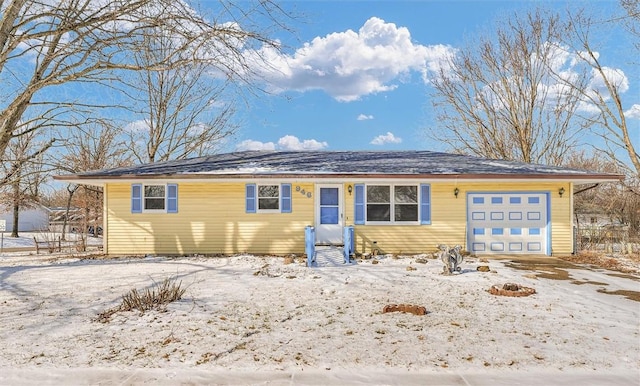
[528,242,542,251]
[509,212,523,220]
[509,242,523,252]
[490,242,505,252]
[472,242,486,252]
[467,192,548,255]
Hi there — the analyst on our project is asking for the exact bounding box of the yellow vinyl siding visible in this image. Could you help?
[105,180,573,256]
[105,182,314,255]
[552,182,573,255]
[346,182,573,256]
[347,183,465,255]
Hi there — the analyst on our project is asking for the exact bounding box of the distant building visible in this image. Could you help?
[574,211,630,245]
[0,205,50,232]
[47,207,84,233]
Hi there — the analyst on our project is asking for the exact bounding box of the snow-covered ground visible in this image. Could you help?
[0,231,102,252]
[0,251,638,385]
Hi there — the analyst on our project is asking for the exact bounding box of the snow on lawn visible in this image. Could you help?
[0,234,36,249]
[0,231,102,251]
[0,253,638,380]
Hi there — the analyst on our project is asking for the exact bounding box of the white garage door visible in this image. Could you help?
[467,192,549,255]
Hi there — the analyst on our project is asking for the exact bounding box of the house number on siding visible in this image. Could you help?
[295,186,312,198]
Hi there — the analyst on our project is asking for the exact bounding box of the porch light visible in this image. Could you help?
[348,185,353,195]
[559,187,565,197]
[454,187,460,198]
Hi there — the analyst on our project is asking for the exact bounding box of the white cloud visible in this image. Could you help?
[625,104,640,119]
[236,139,276,151]
[470,41,632,118]
[370,132,402,145]
[277,135,328,150]
[123,119,150,134]
[250,17,456,102]
[589,66,629,95]
[357,114,374,121]
[236,135,327,151]
[577,68,630,114]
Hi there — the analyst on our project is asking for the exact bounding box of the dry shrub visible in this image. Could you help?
[121,278,186,312]
[560,251,639,273]
[95,277,186,323]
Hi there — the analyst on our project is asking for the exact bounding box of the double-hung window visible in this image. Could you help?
[131,183,178,213]
[245,183,292,213]
[355,183,429,225]
[258,185,280,211]
[393,185,418,222]
[366,185,391,221]
[144,185,166,210]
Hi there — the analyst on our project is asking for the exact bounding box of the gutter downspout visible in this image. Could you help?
[574,184,599,195]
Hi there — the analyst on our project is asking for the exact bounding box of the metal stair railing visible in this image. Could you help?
[305,226,316,267]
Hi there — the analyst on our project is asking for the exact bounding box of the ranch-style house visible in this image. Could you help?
[55,150,621,257]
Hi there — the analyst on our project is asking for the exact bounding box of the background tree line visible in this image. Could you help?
[0,1,637,242]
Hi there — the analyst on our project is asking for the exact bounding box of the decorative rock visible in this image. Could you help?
[382,304,427,316]
[488,283,536,297]
[477,265,490,272]
[415,258,429,264]
[283,256,295,265]
[503,282,520,291]
[406,266,417,271]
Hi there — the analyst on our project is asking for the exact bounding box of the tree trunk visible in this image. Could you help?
[61,185,78,241]
[11,180,19,237]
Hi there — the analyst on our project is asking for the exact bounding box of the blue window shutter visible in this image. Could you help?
[167,184,178,213]
[354,184,365,225]
[281,183,292,213]
[246,184,256,213]
[131,184,142,213]
[420,184,431,225]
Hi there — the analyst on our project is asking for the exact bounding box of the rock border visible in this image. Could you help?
[488,283,536,297]
[382,304,427,315]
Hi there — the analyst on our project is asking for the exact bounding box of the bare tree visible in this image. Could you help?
[553,6,640,178]
[52,121,131,243]
[0,130,48,236]
[1,1,157,165]
[125,33,239,163]
[566,150,639,240]
[0,0,290,182]
[429,9,587,165]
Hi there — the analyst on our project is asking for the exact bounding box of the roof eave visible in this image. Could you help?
[54,172,624,186]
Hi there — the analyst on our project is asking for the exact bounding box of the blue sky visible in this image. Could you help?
[209,1,639,155]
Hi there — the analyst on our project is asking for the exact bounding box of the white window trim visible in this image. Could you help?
[256,184,280,213]
[365,184,421,226]
[142,184,168,213]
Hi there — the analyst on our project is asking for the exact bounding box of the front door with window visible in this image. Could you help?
[316,185,343,245]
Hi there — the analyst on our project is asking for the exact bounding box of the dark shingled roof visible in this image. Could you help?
[56,151,622,182]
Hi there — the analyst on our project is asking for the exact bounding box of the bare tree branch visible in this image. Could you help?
[123,32,239,163]
[1,0,292,183]
[553,7,640,177]
[429,10,586,165]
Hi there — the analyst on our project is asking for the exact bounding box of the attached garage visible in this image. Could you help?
[467,192,549,255]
